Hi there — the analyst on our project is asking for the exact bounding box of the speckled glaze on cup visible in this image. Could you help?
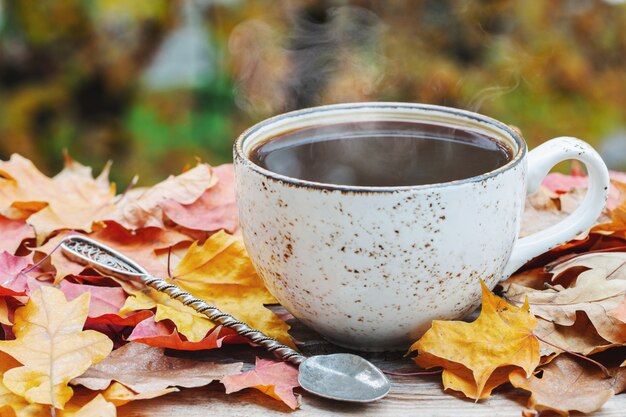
[234,103,609,351]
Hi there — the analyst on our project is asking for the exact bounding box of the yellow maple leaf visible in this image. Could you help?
[119,286,215,343]
[409,280,540,399]
[0,287,113,408]
[171,231,293,348]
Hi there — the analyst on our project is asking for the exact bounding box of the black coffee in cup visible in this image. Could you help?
[250,121,512,187]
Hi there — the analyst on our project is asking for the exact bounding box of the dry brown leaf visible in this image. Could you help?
[0,287,113,408]
[101,382,178,407]
[71,342,242,393]
[506,252,626,344]
[106,164,215,230]
[534,314,617,356]
[520,186,588,238]
[409,281,540,399]
[510,354,626,416]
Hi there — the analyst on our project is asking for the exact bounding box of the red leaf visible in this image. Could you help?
[58,280,151,326]
[222,358,301,409]
[0,252,33,296]
[0,216,34,254]
[59,281,126,316]
[88,221,192,277]
[128,317,242,350]
[542,171,626,210]
[162,165,239,234]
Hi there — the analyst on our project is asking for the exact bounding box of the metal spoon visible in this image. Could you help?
[60,235,390,403]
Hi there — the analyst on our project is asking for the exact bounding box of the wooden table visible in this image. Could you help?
[118,307,626,417]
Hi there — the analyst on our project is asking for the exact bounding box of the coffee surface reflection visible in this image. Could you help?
[250,121,511,187]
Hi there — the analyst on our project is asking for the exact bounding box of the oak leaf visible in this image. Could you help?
[534,314,617,356]
[162,164,239,233]
[0,154,116,243]
[0,352,48,417]
[510,354,626,416]
[222,358,301,410]
[409,281,540,399]
[507,252,626,344]
[0,287,113,408]
[106,163,215,230]
[171,231,293,348]
[72,342,242,393]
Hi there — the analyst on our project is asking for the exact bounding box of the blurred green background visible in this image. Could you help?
[1,0,625,186]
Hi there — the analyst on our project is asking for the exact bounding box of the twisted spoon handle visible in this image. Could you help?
[59,235,305,366]
[140,275,305,366]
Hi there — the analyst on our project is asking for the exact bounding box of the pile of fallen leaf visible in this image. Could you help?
[0,154,624,416]
[0,154,299,415]
[410,167,626,416]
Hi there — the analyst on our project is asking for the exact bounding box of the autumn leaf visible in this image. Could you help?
[222,358,301,410]
[0,351,48,417]
[0,287,113,408]
[520,186,589,239]
[592,181,626,238]
[609,298,626,324]
[101,382,178,407]
[506,252,626,344]
[106,163,215,230]
[0,299,11,326]
[72,342,242,393]
[60,394,116,417]
[58,281,150,327]
[0,154,116,243]
[171,231,293,348]
[510,354,626,416]
[0,253,33,297]
[0,217,33,255]
[533,314,617,356]
[87,221,192,277]
[409,280,540,399]
[163,164,239,233]
[119,283,215,343]
[127,318,243,351]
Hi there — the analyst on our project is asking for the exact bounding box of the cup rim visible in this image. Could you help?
[234,102,527,192]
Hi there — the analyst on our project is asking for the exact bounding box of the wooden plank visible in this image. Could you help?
[117,375,626,417]
[117,307,626,416]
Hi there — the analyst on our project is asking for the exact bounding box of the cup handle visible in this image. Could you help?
[502,136,610,278]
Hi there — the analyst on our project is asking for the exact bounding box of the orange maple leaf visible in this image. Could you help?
[222,358,301,409]
[409,280,540,399]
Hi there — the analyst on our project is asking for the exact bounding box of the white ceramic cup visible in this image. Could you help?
[233,102,609,351]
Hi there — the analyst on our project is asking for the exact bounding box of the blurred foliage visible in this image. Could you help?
[1,0,626,186]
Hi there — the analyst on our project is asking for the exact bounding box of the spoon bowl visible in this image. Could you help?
[299,353,390,402]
